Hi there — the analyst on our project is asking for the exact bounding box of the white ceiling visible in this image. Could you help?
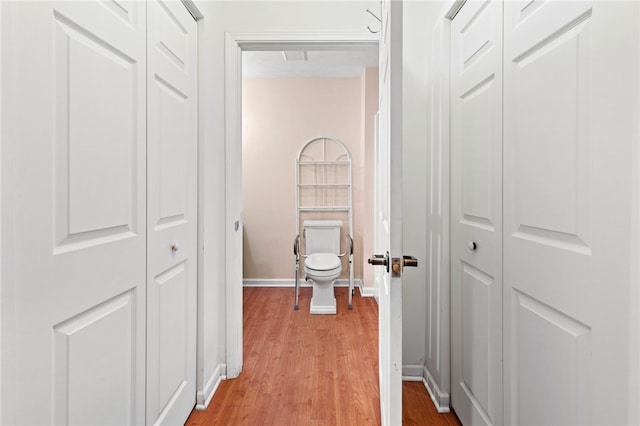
[242,48,379,78]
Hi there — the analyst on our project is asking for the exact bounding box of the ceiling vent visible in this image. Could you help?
[282,51,308,61]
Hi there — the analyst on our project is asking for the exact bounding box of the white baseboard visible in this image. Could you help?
[402,364,424,381]
[423,366,450,413]
[195,363,226,410]
[243,278,308,287]
[243,278,363,288]
[358,282,378,299]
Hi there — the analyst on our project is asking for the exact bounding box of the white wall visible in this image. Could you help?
[361,67,379,292]
[401,1,429,379]
[195,0,377,407]
[191,1,226,406]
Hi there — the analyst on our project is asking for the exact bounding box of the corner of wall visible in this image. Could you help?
[192,0,228,408]
[358,279,378,299]
[195,2,206,406]
[423,365,451,413]
[195,362,227,410]
[402,364,424,381]
[362,66,378,292]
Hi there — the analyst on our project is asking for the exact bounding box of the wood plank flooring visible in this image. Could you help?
[186,287,460,425]
[402,382,461,426]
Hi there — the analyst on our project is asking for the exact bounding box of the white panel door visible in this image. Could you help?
[2,1,146,424]
[373,0,403,424]
[147,0,198,424]
[450,1,503,425]
[503,2,638,424]
[146,1,198,424]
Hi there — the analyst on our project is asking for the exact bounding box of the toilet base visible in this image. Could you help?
[306,275,339,315]
[310,295,336,315]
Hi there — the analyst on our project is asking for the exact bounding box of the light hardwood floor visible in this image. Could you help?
[186,287,460,425]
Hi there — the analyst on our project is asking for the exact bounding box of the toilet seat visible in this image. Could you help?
[305,253,342,277]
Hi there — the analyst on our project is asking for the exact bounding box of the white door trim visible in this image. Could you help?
[633,6,640,419]
[223,31,378,378]
[0,3,4,421]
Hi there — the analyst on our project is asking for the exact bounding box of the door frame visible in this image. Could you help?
[633,3,640,418]
[0,3,5,421]
[223,31,378,377]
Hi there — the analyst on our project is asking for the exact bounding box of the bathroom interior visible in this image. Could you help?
[241,47,379,311]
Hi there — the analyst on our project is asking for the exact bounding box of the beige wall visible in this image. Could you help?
[242,73,378,283]
[361,67,379,289]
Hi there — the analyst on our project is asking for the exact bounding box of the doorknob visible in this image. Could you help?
[368,252,418,276]
[468,241,477,251]
[402,256,418,268]
[368,251,389,273]
[390,255,418,277]
[171,242,180,252]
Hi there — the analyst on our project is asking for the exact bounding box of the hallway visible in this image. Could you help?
[186,288,461,425]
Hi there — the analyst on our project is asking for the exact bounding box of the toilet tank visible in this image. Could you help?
[303,220,343,255]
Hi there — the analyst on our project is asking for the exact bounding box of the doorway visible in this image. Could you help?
[223,34,379,378]
[240,48,378,298]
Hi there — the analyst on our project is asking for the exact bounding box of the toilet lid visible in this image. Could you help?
[305,253,341,271]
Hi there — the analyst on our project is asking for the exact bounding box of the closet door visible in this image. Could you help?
[503,2,638,424]
[146,0,198,424]
[2,2,147,424]
[450,1,503,425]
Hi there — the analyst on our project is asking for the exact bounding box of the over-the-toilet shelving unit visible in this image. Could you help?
[293,136,354,310]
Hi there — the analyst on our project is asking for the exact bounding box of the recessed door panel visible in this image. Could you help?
[516,0,545,22]
[156,0,188,70]
[100,0,136,26]
[53,12,139,252]
[510,14,591,252]
[156,77,188,223]
[148,262,191,423]
[53,291,137,425]
[157,265,189,409]
[460,76,496,229]
[459,1,496,73]
[460,262,500,423]
[512,290,591,425]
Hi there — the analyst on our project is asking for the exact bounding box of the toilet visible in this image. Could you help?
[303,220,343,314]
